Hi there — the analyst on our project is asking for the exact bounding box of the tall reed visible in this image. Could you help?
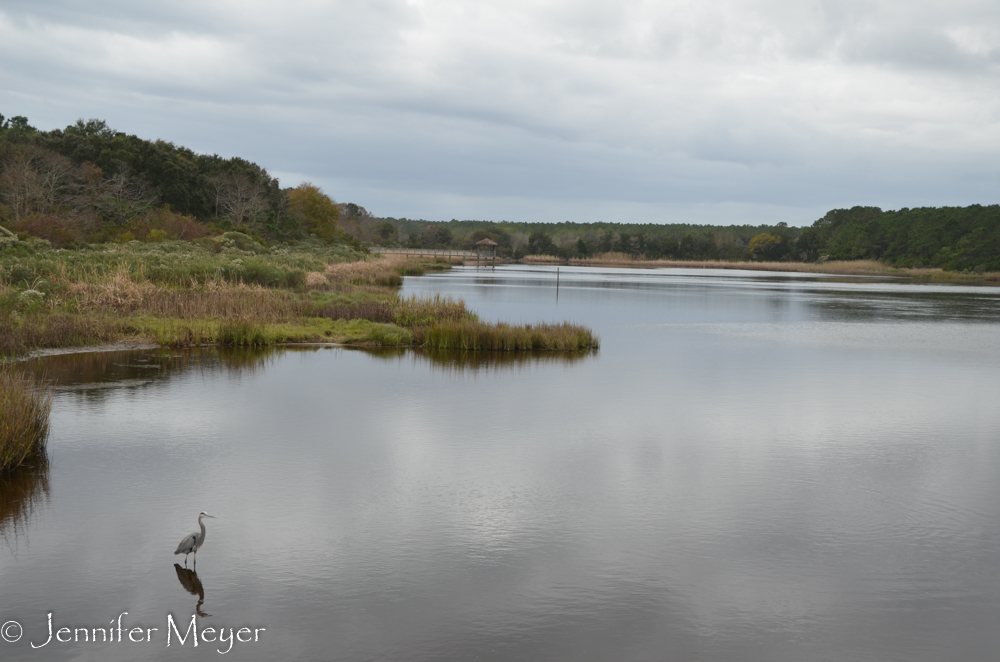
[393,294,470,326]
[417,320,599,351]
[0,369,51,472]
[215,319,272,346]
[324,255,434,287]
[0,311,120,359]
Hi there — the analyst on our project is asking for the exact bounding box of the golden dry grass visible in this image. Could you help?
[571,255,901,274]
[324,255,420,287]
[520,254,564,264]
[521,253,1000,281]
[0,368,50,472]
[1,251,598,356]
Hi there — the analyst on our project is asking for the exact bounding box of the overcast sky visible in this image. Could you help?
[1,0,998,225]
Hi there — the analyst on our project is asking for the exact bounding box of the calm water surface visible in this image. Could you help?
[2,266,1000,661]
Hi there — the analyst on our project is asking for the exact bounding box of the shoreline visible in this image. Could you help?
[20,340,356,361]
[1,248,598,360]
[518,255,1000,282]
[22,340,163,360]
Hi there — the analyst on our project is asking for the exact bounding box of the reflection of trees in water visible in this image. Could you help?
[362,347,596,374]
[21,345,593,396]
[810,289,1000,322]
[0,457,49,550]
[214,346,284,374]
[18,347,287,401]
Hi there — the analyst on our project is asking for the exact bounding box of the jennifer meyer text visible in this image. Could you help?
[2,612,265,655]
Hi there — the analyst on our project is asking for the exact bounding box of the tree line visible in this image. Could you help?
[3,114,998,271]
[366,217,799,261]
[367,209,1000,270]
[796,205,1000,271]
[0,114,360,248]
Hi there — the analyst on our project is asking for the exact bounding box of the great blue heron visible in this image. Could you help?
[174,512,215,565]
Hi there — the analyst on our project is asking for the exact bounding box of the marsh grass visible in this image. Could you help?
[0,310,121,359]
[216,319,271,346]
[557,254,1000,281]
[569,255,904,274]
[393,295,471,326]
[323,254,447,287]
[417,320,599,351]
[1,245,598,355]
[0,368,51,472]
[0,238,363,288]
[519,254,564,264]
[318,300,397,324]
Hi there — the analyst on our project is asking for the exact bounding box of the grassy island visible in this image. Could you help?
[0,236,598,358]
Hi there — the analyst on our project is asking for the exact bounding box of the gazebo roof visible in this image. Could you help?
[475,238,498,246]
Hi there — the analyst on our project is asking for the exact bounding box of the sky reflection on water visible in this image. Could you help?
[2,266,1000,661]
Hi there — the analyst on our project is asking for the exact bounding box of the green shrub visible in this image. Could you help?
[218,231,264,252]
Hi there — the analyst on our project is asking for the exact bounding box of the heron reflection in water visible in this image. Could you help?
[174,564,210,617]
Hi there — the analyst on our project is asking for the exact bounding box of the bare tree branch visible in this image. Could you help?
[0,145,75,221]
[98,165,156,225]
[215,171,266,227]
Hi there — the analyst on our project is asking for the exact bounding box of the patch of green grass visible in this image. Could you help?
[269,318,414,345]
[0,244,598,356]
[126,315,415,347]
[393,294,472,327]
[417,320,599,351]
[0,238,364,289]
[216,319,272,346]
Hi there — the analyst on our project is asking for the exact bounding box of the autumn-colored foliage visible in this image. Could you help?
[287,183,339,242]
[748,232,783,260]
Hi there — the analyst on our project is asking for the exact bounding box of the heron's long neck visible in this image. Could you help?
[198,516,207,542]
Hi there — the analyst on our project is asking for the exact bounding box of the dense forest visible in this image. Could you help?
[366,217,800,262]
[362,208,1000,271]
[1,114,998,272]
[0,113,363,249]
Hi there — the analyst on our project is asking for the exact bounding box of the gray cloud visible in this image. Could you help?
[1,0,998,224]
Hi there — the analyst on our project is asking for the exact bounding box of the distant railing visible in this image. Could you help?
[371,247,477,258]
[370,247,499,266]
